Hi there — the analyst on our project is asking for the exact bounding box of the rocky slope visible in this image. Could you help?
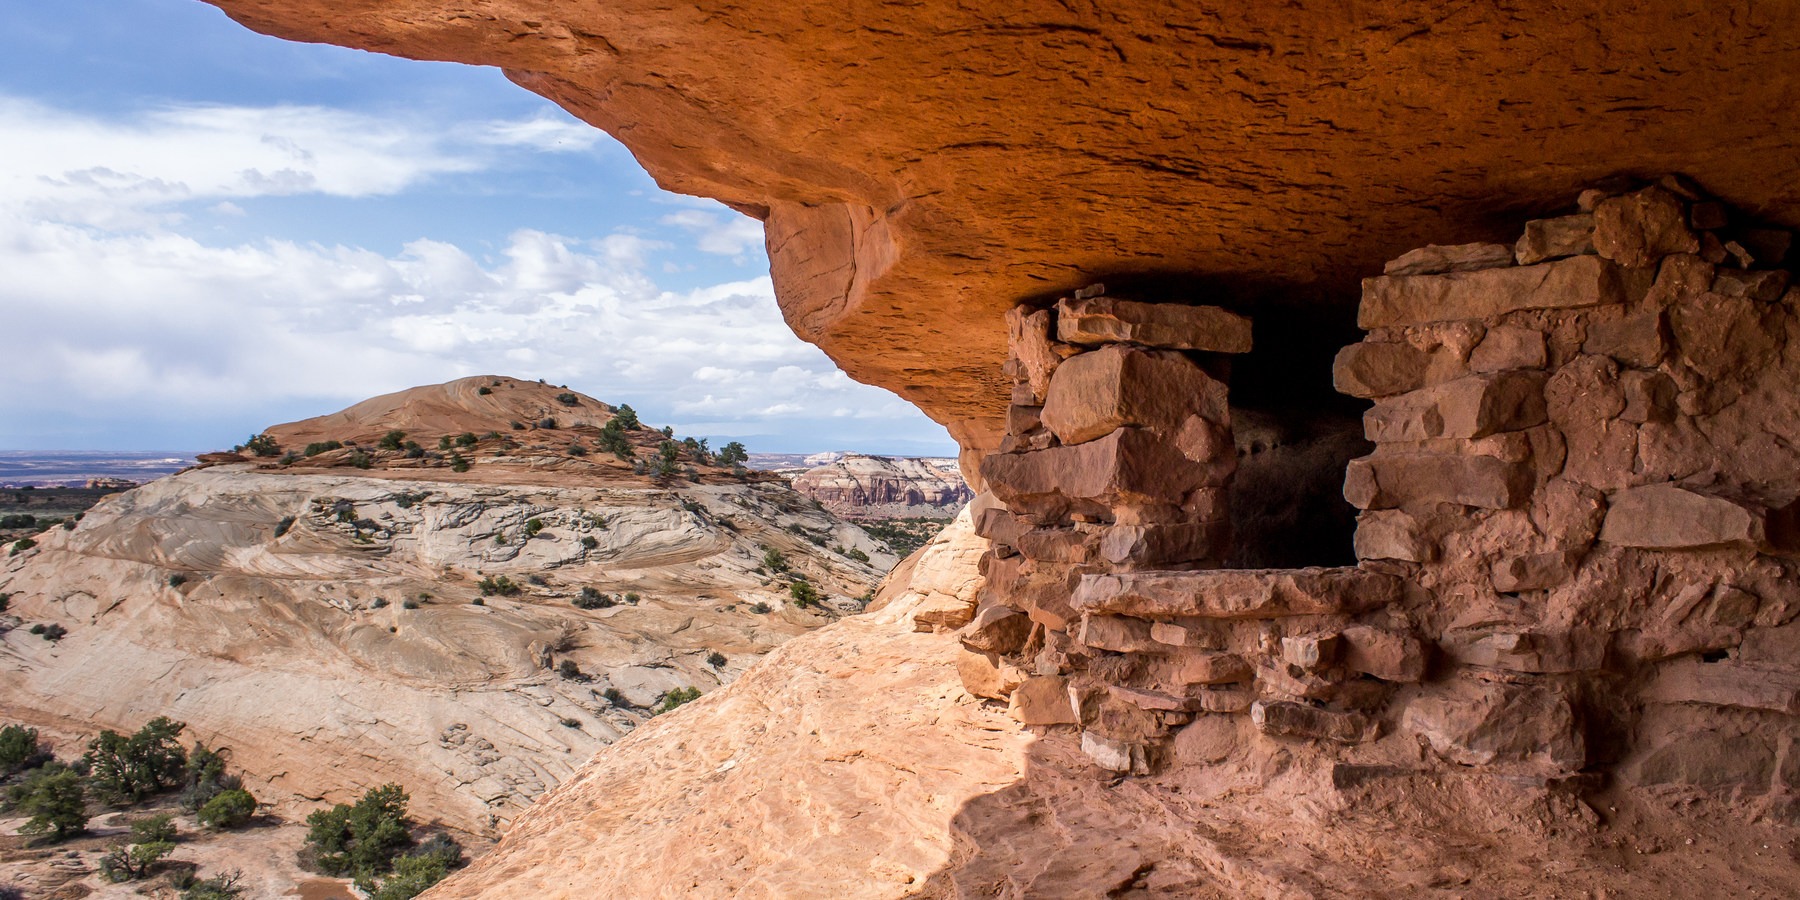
[790,454,971,520]
[0,379,892,836]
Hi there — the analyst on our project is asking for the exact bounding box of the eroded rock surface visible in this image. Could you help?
[790,453,972,520]
[203,0,1800,450]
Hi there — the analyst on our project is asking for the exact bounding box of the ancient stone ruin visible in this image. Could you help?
[953,179,1800,812]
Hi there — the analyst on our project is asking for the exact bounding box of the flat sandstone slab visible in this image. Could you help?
[1359,254,1624,328]
[1056,296,1253,352]
[1073,567,1401,619]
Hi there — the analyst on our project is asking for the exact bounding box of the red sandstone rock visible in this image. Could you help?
[1584,312,1667,367]
[1006,306,1060,403]
[1343,452,1532,510]
[957,648,1025,700]
[1280,634,1341,670]
[1249,700,1377,744]
[1340,625,1426,683]
[1009,675,1079,725]
[1170,651,1252,685]
[1073,567,1400,619]
[1593,186,1700,268]
[1644,658,1800,714]
[1054,296,1252,353]
[1362,371,1548,443]
[1352,509,1433,562]
[980,427,1218,521]
[1514,214,1596,265]
[959,603,1033,655]
[1039,345,1228,445]
[1468,325,1548,372]
[1599,483,1770,550]
[1332,341,1432,399]
[1359,255,1625,328]
[1097,521,1223,568]
[1403,681,1585,772]
[1383,243,1514,276]
[1079,614,1160,653]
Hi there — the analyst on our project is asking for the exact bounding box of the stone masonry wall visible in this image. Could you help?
[932,179,1800,815]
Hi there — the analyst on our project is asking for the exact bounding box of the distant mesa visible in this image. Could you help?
[263,375,618,448]
[791,453,971,520]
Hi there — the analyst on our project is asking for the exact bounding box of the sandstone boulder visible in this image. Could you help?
[1039,344,1229,445]
[1006,305,1060,403]
[1009,675,1079,725]
[1073,567,1400,619]
[1054,296,1251,352]
[1514,214,1596,265]
[1403,681,1585,772]
[981,427,1219,520]
[1593,186,1700,268]
[1332,341,1432,399]
[1383,242,1514,275]
[1250,700,1377,744]
[1340,625,1427,683]
[1599,483,1769,550]
[1343,452,1532,510]
[1359,255,1626,328]
[1362,371,1547,443]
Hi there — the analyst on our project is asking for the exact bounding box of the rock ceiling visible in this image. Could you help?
[206,0,1800,448]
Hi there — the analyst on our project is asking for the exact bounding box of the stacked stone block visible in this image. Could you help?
[949,179,1800,809]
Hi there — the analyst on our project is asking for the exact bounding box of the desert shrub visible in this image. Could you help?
[403,442,425,459]
[761,547,789,573]
[449,453,470,473]
[367,833,463,900]
[555,392,579,406]
[169,574,188,588]
[369,597,388,610]
[28,623,43,634]
[572,588,614,610]
[477,386,492,396]
[85,717,188,805]
[788,581,822,608]
[279,451,301,464]
[180,743,242,812]
[302,783,413,882]
[476,576,521,597]
[623,592,640,604]
[523,518,545,537]
[9,538,36,556]
[580,535,598,550]
[377,431,407,451]
[597,419,633,458]
[454,432,477,447]
[274,516,295,537]
[557,660,582,680]
[348,450,373,469]
[303,441,343,457]
[567,442,587,457]
[843,547,869,563]
[401,599,419,610]
[612,404,640,429]
[0,514,36,529]
[535,417,557,430]
[654,686,702,714]
[470,597,484,606]
[198,788,257,829]
[100,816,176,881]
[560,717,580,728]
[717,441,748,466]
[0,725,46,774]
[706,651,726,668]
[661,426,674,437]
[437,435,452,451]
[602,688,627,706]
[181,870,244,899]
[13,765,87,840]
[38,623,66,641]
[655,441,681,477]
[749,602,772,614]
[239,434,281,458]
[0,591,8,613]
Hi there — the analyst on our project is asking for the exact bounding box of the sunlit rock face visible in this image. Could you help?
[204,0,1800,455]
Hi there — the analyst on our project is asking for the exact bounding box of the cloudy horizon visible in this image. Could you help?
[0,0,957,458]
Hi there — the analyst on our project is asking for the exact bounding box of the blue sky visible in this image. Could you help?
[0,0,956,456]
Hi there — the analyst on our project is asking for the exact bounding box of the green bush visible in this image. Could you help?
[844,547,869,563]
[477,386,492,396]
[100,816,176,881]
[555,392,579,407]
[0,514,36,529]
[437,435,453,451]
[84,717,188,806]
[602,688,627,706]
[761,547,789,572]
[198,788,257,829]
[348,450,373,469]
[523,518,545,538]
[537,417,558,430]
[169,573,188,588]
[624,592,641,604]
[572,588,613,610]
[706,651,726,668]
[274,516,295,537]
[14,765,88,840]
[38,623,66,641]
[181,870,245,899]
[654,686,702,715]
[239,434,281,458]
[557,660,582,680]
[0,725,46,774]
[302,783,413,882]
[612,404,640,429]
[10,538,36,556]
[303,441,343,457]
[788,581,822,608]
[454,433,477,448]
[749,602,772,614]
[367,833,463,900]
[580,535,598,550]
[476,576,521,597]
[180,742,242,812]
[377,430,407,451]
[717,441,748,466]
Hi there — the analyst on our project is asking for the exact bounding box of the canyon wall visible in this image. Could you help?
[790,454,972,520]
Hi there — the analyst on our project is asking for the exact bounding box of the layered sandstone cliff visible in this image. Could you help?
[790,454,972,520]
